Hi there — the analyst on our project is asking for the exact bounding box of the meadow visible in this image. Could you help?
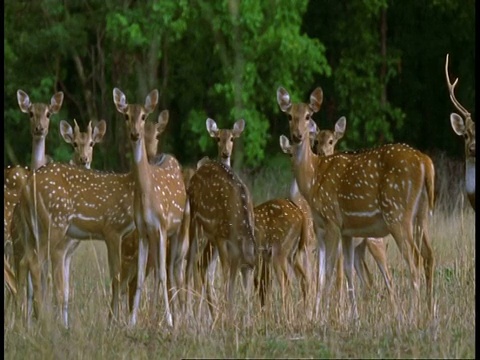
[4,152,475,359]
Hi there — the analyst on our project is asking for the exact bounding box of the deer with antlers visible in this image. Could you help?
[113,88,188,327]
[445,54,475,211]
[277,86,435,320]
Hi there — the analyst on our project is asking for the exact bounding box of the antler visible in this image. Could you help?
[445,54,471,119]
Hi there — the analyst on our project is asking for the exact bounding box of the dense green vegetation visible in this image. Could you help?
[4,0,475,172]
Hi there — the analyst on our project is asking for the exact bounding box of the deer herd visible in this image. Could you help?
[3,54,475,329]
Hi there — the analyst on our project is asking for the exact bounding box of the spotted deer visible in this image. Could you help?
[59,119,107,169]
[186,159,257,320]
[119,111,190,316]
[5,90,64,263]
[445,54,475,211]
[278,86,435,319]
[113,88,187,327]
[253,198,309,311]
[312,116,393,295]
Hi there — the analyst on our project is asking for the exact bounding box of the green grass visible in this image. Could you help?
[4,160,475,359]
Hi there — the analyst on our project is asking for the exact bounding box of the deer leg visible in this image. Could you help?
[154,225,172,327]
[105,236,122,324]
[342,235,358,321]
[185,218,199,315]
[314,225,326,318]
[129,225,149,327]
[293,248,309,306]
[353,238,370,292]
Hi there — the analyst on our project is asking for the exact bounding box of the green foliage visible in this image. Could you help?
[3,0,475,170]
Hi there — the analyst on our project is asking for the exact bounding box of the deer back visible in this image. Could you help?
[187,159,256,266]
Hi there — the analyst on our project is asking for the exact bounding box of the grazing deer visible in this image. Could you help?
[312,116,393,295]
[59,119,107,169]
[277,86,435,320]
[186,159,257,320]
[445,54,475,211]
[119,112,189,317]
[113,88,187,327]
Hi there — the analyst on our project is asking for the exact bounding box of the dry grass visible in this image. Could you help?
[4,155,475,359]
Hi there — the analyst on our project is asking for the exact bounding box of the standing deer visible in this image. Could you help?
[186,159,257,321]
[277,86,435,320]
[312,116,393,295]
[119,112,189,317]
[113,88,187,327]
[5,90,64,263]
[445,54,475,211]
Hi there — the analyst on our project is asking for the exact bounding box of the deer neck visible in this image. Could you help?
[465,157,475,198]
[291,137,318,202]
[31,136,47,170]
[131,139,153,192]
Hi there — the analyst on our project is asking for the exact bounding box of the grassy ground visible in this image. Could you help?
[4,155,475,359]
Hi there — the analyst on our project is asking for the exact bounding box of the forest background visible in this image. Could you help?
[4,0,475,173]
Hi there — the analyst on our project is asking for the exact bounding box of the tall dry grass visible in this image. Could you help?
[4,152,475,359]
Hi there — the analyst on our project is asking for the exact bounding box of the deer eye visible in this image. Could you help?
[329,140,333,145]
[29,111,34,117]
[288,114,293,121]
[46,112,51,118]
[141,114,146,121]
[306,114,311,120]
[90,141,94,147]
[230,138,234,143]
[125,114,130,121]
[73,142,78,148]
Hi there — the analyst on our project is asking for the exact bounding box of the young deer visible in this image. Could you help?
[113,88,188,327]
[59,119,107,169]
[445,54,475,211]
[186,159,257,321]
[312,116,393,295]
[278,86,435,320]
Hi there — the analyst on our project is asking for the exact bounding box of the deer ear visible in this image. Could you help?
[279,135,292,154]
[145,90,159,113]
[60,120,74,143]
[450,113,465,136]
[49,92,64,113]
[113,88,128,113]
[17,90,31,113]
[309,87,323,113]
[206,118,219,137]
[157,110,169,135]
[277,87,292,112]
[93,120,107,143]
[232,119,245,137]
[335,116,346,139]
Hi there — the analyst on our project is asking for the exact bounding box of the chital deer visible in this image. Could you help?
[277,86,435,319]
[5,90,64,260]
[5,90,63,313]
[59,119,107,169]
[253,198,309,311]
[119,112,189,317]
[13,161,137,327]
[113,88,187,327]
[9,118,108,317]
[186,159,257,321]
[312,116,393,294]
[445,54,475,211]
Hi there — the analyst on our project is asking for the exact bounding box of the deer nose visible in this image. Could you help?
[130,133,140,141]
